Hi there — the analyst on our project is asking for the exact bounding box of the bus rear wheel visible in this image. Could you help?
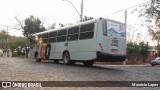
[35,53,41,62]
[83,60,94,66]
[63,51,74,65]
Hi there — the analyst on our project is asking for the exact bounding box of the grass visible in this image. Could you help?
[15,55,27,59]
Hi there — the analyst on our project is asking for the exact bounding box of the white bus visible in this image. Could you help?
[30,18,126,66]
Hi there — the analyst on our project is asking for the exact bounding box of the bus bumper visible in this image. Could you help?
[96,51,126,62]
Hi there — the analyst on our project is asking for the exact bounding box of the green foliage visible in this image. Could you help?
[0,30,29,51]
[49,23,56,29]
[82,16,94,21]
[138,0,160,41]
[127,42,140,55]
[127,42,150,64]
[0,30,9,48]
[139,42,150,56]
[9,36,29,51]
[59,23,65,27]
[77,16,94,23]
[23,15,46,38]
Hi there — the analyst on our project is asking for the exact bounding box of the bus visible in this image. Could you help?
[30,18,126,66]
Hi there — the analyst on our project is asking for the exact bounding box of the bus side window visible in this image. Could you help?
[58,29,67,36]
[103,21,107,35]
[42,33,49,38]
[49,38,56,43]
[79,23,94,40]
[49,31,57,37]
[68,27,79,41]
[42,34,49,43]
[57,29,67,42]
[68,27,79,34]
[49,31,57,43]
[43,38,49,43]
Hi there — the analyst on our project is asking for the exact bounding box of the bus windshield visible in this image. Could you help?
[103,20,125,38]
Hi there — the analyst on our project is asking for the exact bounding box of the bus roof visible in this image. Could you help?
[33,18,124,36]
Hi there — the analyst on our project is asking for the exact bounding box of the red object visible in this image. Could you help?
[99,43,103,51]
[99,43,103,49]
[39,44,46,59]
[111,49,118,53]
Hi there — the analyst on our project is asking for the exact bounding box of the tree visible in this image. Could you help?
[9,36,29,51]
[0,30,29,53]
[139,42,150,64]
[15,15,46,38]
[137,0,160,57]
[127,41,150,65]
[49,23,56,29]
[76,16,94,23]
[127,42,140,65]
[23,15,46,38]
[59,23,65,27]
[0,30,8,48]
[138,0,160,41]
[82,16,94,21]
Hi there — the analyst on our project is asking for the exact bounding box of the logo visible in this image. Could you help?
[2,82,11,88]
[111,38,119,46]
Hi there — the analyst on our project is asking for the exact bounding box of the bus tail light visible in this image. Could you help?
[99,43,103,51]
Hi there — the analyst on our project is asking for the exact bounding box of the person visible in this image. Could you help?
[3,47,7,57]
[25,47,30,58]
[7,48,9,57]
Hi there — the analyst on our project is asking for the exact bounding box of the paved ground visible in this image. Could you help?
[0,57,160,90]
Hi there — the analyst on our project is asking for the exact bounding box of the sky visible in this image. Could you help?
[0,0,155,45]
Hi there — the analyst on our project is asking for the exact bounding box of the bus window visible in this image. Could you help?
[43,38,48,43]
[104,20,125,38]
[57,29,67,42]
[68,27,79,34]
[68,27,79,41]
[49,38,56,43]
[57,36,67,42]
[42,34,49,39]
[80,23,94,32]
[68,34,79,41]
[58,29,67,36]
[79,32,94,40]
[49,31,57,38]
[79,23,94,40]
[42,33,49,44]
[103,20,107,35]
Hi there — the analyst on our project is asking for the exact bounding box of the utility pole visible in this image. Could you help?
[125,10,127,37]
[123,10,127,65]
[63,0,83,22]
[1,25,9,57]
[80,0,83,22]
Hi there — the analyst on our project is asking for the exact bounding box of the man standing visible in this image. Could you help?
[25,47,30,58]
[3,47,7,57]
[7,48,9,57]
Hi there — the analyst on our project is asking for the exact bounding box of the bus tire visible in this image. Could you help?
[63,51,73,65]
[45,44,51,59]
[35,53,41,62]
[83,60,94,66]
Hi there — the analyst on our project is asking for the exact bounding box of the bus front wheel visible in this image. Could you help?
[63,51,74,65]
[83,60,94,66]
